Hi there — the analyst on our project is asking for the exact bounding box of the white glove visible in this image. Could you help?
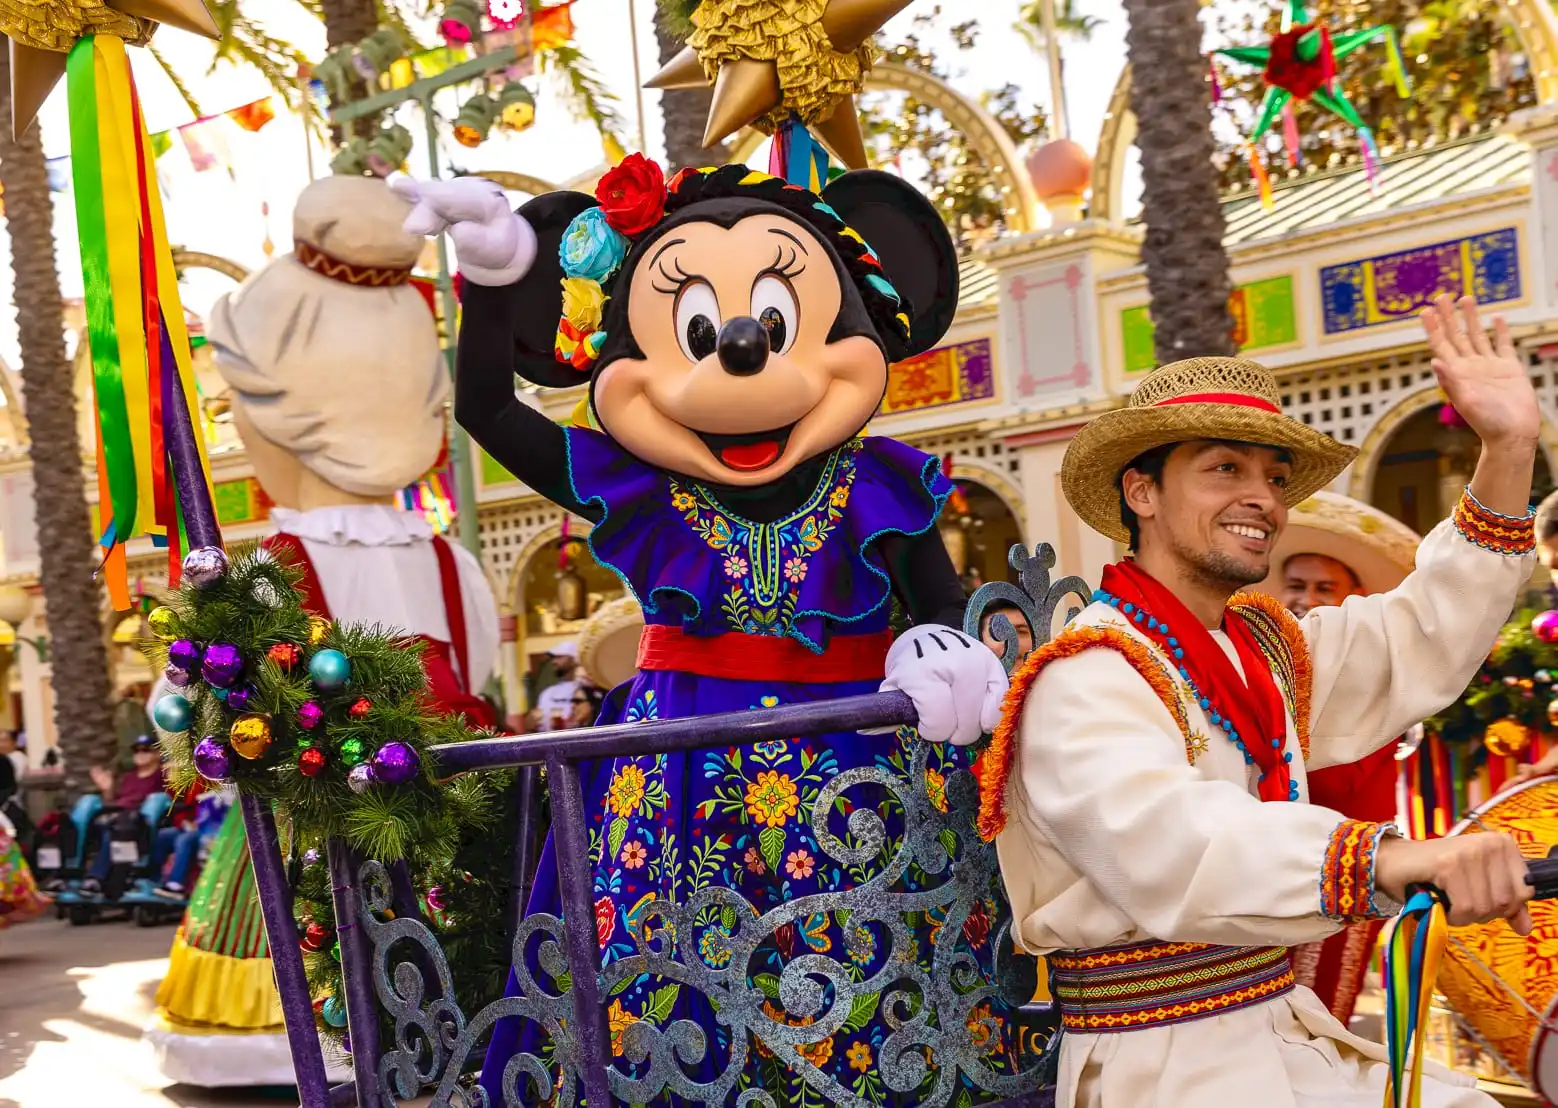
[389,173,537,286]
[879,625,1008,746]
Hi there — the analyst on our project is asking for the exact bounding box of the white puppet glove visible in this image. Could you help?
[389,173,537,287]
[879,625,1008,746]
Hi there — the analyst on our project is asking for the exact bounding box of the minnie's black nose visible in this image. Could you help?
[717,317,769,376]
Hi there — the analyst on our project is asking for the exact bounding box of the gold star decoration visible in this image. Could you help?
[1,0,220,136]
[646,0,913,169]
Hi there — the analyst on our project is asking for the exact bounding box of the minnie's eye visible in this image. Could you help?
[674,281,721,362]
[751,275,798,355]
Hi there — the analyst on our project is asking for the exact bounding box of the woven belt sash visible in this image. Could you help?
[1049,940,1295,1033]
[636,625,892,684]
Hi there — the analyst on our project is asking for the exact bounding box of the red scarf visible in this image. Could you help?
[1100,560,1294,802]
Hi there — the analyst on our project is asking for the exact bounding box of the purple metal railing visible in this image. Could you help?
[245,690,921,1107]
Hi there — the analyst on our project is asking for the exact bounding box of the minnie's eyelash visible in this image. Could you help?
[652,257,694,295]
[765,244,806,280]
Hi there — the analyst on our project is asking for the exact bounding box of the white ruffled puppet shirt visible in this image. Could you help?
[992,509,1533,1108]
[268,505,500,693]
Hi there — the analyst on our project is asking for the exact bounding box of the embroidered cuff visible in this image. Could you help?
[1453,489,1535,556]
[1320,819,1395,922]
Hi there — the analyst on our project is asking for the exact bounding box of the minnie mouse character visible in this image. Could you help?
[396,158,1013,1104]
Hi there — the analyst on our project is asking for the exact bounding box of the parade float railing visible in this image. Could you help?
[234,542,1090,1108]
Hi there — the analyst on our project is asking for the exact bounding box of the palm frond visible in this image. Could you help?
[656,0,702,40]
[537,43,627,144]
[204,4,312,111]
[149,45,204,117]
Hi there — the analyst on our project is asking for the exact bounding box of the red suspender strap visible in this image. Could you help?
[261,534,333,620]
[432,536,472,693]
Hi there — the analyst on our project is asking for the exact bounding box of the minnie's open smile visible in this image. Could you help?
[693,424,797,472]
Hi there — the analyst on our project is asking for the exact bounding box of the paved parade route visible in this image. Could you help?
[0,918,287,1108]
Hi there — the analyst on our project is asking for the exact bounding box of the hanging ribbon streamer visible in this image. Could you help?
[1245,143,1273,209]
[1360,127,1381,193]
[67,34,218,603]
[1381,889,1449,1108]
[1382,26,1412,99]
[1281,102,1302,168]
[769,115,831,191]
[1208,61,1222,105]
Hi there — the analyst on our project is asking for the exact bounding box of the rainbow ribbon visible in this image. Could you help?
[66,35,217,604]
[1381,888,1449,1108]
[770,115,831,191]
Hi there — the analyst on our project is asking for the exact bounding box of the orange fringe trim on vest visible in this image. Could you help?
[974,625,1186,842]
[1228,591,1313,761]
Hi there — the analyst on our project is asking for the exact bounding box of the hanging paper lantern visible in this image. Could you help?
[230,714,274,759]
[487,0,524,28]
[439,0,482,45]
[1485,717,1533,758]
[1534,610,1558,644]
[452,94,498,148]
[497,81,535,132]
[310,649,351,690]
[153,694,194,734]
[352,28,405,81]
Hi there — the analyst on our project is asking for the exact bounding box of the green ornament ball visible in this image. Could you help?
[321,995,348,1028]
[340,738,367,766]
[152,694,193,734]
[310,649,351,691]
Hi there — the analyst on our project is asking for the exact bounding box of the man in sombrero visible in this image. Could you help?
[1254,491,1420,1031]
[976,295,1539,1108]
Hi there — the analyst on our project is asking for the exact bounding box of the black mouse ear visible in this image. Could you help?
[503,190,599,388]
[821,170,959,357]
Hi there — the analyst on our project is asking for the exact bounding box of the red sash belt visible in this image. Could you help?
[635,625,892,684]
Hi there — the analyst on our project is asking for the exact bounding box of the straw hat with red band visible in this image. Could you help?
[1061,356,1359,544]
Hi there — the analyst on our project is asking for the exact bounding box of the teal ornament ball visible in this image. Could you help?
[153,694,194,734]
[309,649,351,691]
[321,996,348,1028]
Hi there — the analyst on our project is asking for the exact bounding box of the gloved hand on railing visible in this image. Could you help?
[879,625,1009,747]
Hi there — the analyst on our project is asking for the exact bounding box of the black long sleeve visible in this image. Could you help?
[454,282,599,521]
[879,526,967,629]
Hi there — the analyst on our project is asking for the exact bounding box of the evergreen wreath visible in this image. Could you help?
[1425,602,1558,758]
[147,546,516,1051]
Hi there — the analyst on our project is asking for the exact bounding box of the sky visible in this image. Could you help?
[0,0,1134,379]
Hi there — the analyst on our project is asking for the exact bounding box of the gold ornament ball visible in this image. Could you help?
[1485,717,1533,758]
[147,606,179,640]
[307,616,332,647]
[230,714,274,760]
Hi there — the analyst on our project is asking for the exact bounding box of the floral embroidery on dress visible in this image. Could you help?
[669,441,862,636]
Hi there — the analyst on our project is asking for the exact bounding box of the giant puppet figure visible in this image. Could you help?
[1255,491,1421,1028]
[979,297,1540,1108]
[394,150,1014,1103]
[145,175,499,1087]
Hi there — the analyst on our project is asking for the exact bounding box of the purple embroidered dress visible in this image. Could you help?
[480,428,1018,1106]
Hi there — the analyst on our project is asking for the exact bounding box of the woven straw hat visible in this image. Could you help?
[1061,356,1359,543]
[1253,491,1419,597]
[577,596,644,690]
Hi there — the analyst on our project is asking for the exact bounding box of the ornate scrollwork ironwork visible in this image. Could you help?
[964,543,1091,678]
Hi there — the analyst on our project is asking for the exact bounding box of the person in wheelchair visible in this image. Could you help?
[78,735,172,899]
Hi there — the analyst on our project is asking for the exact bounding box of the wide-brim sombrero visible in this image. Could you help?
[1253,491,1419,597]
[578,596,645,690]
[1062,356,1359,544]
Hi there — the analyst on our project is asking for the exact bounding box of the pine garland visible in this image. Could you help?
[1425,602,1558,754]
[148,546,516,1052]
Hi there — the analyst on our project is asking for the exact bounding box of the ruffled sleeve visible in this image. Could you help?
[565,429,950,651]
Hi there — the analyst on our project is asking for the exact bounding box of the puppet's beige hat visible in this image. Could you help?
[577,597,644,690]
[1253,491,1419,597]
[1061,356,1358,543]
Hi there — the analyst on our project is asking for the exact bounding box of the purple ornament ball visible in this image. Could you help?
[426,885,447,912]
[168,639,202,672]
[163,664,193,688]
[226,685,256,713]
[192,735,233,782]
[202,643,245,689]
[1534,610,1558,644]
[370,741,421,786]
[297,701,325,730]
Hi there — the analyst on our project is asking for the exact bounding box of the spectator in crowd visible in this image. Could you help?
[533,642,581,731]
[978,600,1034,664]
[80,735,170,897]
[0,730,24,786]
[568,684,605,728]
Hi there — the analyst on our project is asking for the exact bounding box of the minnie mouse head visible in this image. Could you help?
[492,155,959,486]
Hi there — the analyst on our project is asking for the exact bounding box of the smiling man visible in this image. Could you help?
[980,296,1540,1108]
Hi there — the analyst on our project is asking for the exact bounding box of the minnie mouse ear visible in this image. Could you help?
[503,190,598,388]
[821,170,959,357]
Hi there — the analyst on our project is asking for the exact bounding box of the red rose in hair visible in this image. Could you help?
[595,153,667,236]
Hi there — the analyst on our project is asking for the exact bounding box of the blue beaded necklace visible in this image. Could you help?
[1093,588,1299,802]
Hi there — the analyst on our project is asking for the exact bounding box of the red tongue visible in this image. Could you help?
[720,440,781,471]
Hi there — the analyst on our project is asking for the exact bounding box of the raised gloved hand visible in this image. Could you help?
[879,625,1008,746]
[389,173,536,286]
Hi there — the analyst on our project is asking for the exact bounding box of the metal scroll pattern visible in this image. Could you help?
[355,543,1088,1106]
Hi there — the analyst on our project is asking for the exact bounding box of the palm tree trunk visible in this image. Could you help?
[1121,0,1236,362]
[0,40,119,793]
[655,7,729,172]
[319,0,381,140]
